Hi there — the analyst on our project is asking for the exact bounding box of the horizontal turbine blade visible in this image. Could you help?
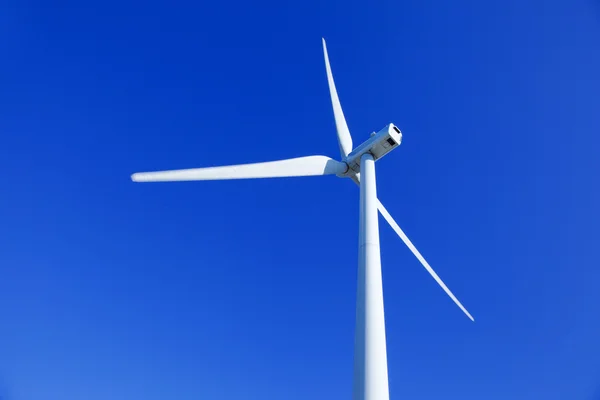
[131,155,347,182]
[322,38,353,158]
[377,200,475,321]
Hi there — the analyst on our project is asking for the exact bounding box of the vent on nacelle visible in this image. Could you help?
[392,126,400,134]
[386,138,396,146]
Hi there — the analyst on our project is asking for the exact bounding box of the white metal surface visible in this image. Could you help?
[131,155,347,182]
[346,124,402,174]
[354,153,389,400]
[322,38,353,158]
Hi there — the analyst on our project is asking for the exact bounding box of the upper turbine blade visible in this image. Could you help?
[131,155,347,182]
[322,38,353,159]
[377,200,475,321]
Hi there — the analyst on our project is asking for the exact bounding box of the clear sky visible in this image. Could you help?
[1,0,600,399]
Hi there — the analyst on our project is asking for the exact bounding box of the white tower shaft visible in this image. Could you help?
[353,153,390,400]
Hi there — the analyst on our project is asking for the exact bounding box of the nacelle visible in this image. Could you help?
[345,123,402,174]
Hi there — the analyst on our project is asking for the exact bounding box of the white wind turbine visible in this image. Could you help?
[131,39,474,400]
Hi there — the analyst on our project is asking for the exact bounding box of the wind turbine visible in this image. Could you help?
[131,39,474,400]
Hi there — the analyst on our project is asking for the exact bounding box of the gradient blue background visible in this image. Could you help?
[2,0,600,398]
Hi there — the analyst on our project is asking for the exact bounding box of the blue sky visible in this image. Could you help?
[1,0,600,399]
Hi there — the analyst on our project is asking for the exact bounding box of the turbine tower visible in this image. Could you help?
[131,39,474,400]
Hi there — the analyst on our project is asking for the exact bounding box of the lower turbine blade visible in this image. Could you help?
[351,175,474,321]
[377,200,475,321]
[131,155,347,182]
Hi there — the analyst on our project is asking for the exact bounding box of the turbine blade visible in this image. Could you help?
[351,175,473,320]
[322,38,353,158]
[377,200,475,321]
[131,155,347,182]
